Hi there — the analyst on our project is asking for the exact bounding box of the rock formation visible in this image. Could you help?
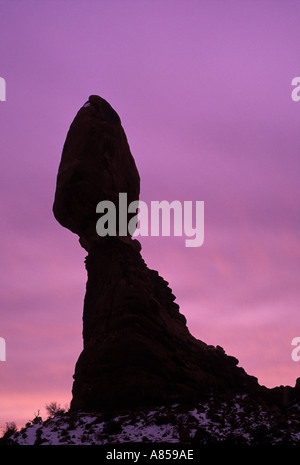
[53,95,140,252]
[53,95,298,413]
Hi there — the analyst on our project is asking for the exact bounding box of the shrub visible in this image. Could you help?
[32,410,43,424]
[3,422,17,437]
[45,402,66,418]
[0,422,18,444]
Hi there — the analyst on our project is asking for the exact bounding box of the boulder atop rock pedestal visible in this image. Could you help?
[53,95,140,251]
[53,95,298,414]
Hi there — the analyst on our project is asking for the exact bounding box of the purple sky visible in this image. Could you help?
[0,1,299,428]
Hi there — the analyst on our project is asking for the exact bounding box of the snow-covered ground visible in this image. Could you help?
[2,394,300,446]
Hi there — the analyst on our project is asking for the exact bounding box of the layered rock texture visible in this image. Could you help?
[53,95,298,415]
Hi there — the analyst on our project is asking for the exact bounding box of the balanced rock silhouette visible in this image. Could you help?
[53,96,269,412]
